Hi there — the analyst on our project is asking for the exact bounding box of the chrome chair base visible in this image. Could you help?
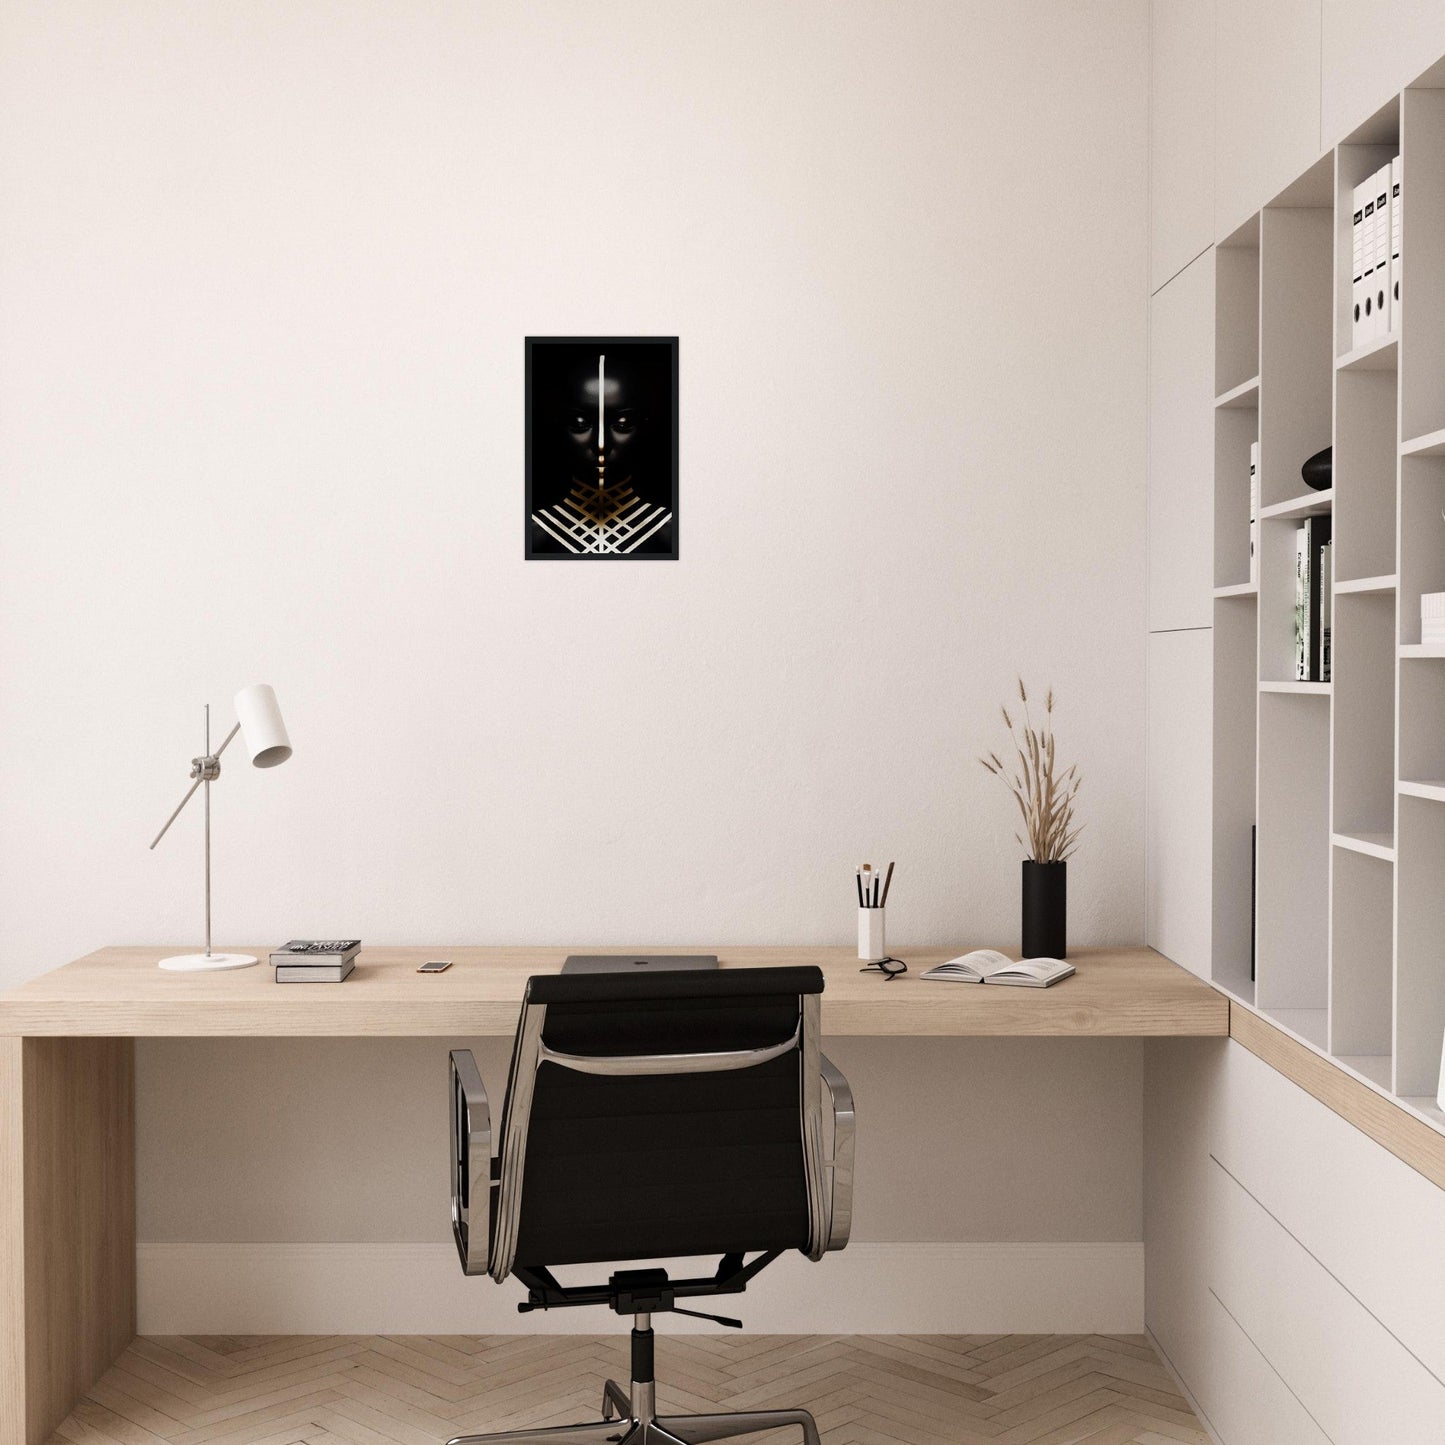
[446,1377,821,1445]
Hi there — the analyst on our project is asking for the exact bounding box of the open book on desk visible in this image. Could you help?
[920,949,1075,988]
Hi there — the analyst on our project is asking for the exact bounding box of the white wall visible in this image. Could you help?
[0,0,1151,1316]
[0,0,1150,986]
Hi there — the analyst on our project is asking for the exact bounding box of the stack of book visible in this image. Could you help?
[1294,517,1332,682]
[270,939,361,983]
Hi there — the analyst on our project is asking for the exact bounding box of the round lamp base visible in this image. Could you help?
[158,952,258,972]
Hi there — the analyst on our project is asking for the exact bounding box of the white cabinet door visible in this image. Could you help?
[1322,0,1445,144]
[1149,252,1215,631]
[1147,629,1213,978]
[1215,0,1322,237]
[1151,0,1216,291]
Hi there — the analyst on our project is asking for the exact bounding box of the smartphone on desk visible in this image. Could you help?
[417,959,452,973]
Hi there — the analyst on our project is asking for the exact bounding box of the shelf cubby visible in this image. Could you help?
[1396,796,1445,1100]
[1334,370,1397,581]
[1335,116,1399,363]
[1331,591,1396,836]
[1398,652,1445,783]
[1398,455,1445,644]
[1212,593,1258,1004]
[1214,403,1258,589]
[1216,215,1260,398]
[1255,692,1330,1018]
[1400,85,1445,442]
[1257,505,1331,685]
[1259,179,1333,511]
[1329,848,1393,1066]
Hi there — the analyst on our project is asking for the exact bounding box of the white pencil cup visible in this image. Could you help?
[858,907,886,963]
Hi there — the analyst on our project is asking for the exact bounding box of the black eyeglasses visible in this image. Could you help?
[859,957,908,981]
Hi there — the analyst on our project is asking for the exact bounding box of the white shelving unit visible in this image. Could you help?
[1212,81,1445,1138]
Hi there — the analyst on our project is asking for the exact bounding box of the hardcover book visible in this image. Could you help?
[270,939,361,965]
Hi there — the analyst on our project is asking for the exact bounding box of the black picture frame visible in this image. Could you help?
[525,336,680,560]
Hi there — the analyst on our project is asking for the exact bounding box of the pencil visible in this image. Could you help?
[880,860,895,907]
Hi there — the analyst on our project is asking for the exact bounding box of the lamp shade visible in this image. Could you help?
[233,684,292,768]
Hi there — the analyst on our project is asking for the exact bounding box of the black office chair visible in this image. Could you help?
[446,965,855,1445]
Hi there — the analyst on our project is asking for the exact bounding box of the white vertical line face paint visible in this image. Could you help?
[598,353,606,462]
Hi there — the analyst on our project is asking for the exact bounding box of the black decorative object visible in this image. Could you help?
[1021,860,1067,959]
[526,336,679,560]
[1302,445,1332,492]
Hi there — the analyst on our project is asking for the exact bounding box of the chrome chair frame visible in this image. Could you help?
[446,985,855,1445]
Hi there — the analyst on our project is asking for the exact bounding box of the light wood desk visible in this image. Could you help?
[0,944,1224,1445]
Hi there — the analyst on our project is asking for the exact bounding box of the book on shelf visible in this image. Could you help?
[1293,515,1332,681]
[270,939,361,966]
[1309,517,1332,681]
[1295,525,1309,679]
[1249,441,1259,584]
[920,950,1074,988]
[276,958,356,983]
[1320,539,1332,682]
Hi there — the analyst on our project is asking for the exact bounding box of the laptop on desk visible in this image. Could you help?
[561,954,719,974]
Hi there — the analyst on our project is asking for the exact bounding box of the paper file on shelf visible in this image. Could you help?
[1351,178,1368,349]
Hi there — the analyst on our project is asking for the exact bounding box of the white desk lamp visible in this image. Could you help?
[149,683,292,972]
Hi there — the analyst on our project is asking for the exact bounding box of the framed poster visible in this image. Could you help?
[525,336,679,559]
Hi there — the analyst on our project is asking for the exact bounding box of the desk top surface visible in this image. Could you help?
[0,944,1227,1037]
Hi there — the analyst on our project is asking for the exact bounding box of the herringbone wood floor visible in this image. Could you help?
[49,1334,1209,1445]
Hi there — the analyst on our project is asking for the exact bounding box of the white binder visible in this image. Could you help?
[1390,155,1402,333]
[1372,165,1391,341]
[1249,441,1259,586]
[1351,179,1368,349]
[1361,175,1379,342]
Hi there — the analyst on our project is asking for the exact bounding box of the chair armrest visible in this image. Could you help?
[819,1053,855,1252]
[449,1049,492,1276]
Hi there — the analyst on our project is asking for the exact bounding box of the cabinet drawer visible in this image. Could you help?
[1195,1288,1329,1445]
[1209,1158,1445,1443]
[1217,1040,1445,1380]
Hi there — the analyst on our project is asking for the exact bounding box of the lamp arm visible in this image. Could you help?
[148,722,242,850]
[212,721,242,759]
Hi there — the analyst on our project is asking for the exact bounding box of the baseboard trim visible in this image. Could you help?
[137,1241,1143,1335]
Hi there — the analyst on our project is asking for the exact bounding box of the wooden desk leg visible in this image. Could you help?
[1,1037,136,1445]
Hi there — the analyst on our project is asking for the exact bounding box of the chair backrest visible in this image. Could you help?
[488,965,827,1281]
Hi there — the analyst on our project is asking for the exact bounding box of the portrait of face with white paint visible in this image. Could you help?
[526,337,679,559]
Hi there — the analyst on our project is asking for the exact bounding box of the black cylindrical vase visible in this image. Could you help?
[1021,860,1067,958]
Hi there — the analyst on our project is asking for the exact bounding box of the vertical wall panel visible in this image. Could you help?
[1214,0,1322,236]
[1149,252,1215,630]
[1322,0,1445,143]
[1150,0,1216,290]
[1146,629,1213,978]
